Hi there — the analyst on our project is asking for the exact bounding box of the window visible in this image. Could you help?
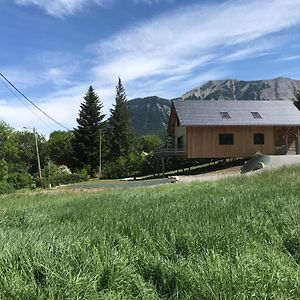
[220,111,231,119]
[177,136,184,149]
[177,117,180,127]
[254,133,264,145]
[219,134,234,145]
[251,112,262,119]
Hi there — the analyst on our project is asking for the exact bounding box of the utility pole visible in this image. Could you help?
[33,128,42,179]
[24,127,42,178]
[99,128,102,178]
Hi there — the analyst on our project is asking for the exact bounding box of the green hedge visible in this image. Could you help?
[35,173,87,189]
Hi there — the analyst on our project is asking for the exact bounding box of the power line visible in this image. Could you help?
[0,72,70,131]
[0,77,55,130]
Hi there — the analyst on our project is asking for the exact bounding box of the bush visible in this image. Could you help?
[103,152,153,179]
[34,177,50,189]
[7,172,34,190]
[35,173,88,189]
[0,159,8,181]
[104,157,128,179]
[75,168,89,177]
[42,162,72,177]
[50,173,87,186]
[0,182,15,195]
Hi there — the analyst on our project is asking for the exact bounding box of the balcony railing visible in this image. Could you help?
[153,146,187,157]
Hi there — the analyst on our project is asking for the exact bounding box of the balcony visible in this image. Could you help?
[153,145,187,157]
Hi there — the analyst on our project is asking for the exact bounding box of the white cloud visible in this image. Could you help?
[0,65,77,90]
[135,0,175,4]
[277,55,300,61]
[92,0,300,91]
[220,41,276,63]
[0,68,43,89]
[0,82,116,135]
[15,0,112,17]
[5,0,300,135]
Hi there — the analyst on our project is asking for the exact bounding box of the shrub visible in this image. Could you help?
[7,172,34,190]
[104,157,127,179]
[103,153,153,179]
[49,173,87,186]
[42,162,71,177]
[34,177,51,189]
[75,168,89,177]
[0,182,15,195]
[0,159,8,181]
[35,173,88,189]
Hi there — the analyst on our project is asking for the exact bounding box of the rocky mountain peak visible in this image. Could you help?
[182,77,300,101]
[128,77,300,136]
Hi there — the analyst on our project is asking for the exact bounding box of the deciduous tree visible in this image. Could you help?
[48,130,74,168]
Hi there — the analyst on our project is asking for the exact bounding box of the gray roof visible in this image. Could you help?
[174,100,300,126]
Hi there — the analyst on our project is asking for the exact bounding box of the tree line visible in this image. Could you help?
[0,78,163,193]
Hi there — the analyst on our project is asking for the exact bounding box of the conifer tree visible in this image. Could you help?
[109,78,133,159]
[73,86,105,175]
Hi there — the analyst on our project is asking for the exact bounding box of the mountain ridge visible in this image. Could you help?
[182,77,300,100]
[127,96,171,136]
[128,77,300,136]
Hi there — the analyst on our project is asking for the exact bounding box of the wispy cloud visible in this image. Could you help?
[220,41,276,63]
[15,0,113,17]
[134,0,175,4]
[0,66,77,90]
[5,0,300,134]
[91,0,300,96]
[277,55,300,61]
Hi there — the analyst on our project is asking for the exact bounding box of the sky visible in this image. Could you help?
[1,0,300,135]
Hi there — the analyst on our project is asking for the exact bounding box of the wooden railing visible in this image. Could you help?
[153,146,187,157]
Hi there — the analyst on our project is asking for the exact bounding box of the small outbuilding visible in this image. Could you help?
[167,100,300,159]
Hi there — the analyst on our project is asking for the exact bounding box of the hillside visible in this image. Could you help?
[182,77,300,100]
[127,96,171,136]
[1,167,300,298]
[128,78,300,136]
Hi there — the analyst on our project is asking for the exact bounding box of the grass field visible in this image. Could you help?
[1,167,300,299]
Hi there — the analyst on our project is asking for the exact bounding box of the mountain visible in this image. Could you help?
[127,96,171,136]
[182,77,300,100]
[128,78,300,136]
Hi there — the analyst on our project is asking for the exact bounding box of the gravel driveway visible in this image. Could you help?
[177,155,300,183]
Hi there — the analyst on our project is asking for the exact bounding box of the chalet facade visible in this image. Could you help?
[167,100,300,159]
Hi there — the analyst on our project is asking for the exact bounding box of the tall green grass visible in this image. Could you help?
[1,167,300,299]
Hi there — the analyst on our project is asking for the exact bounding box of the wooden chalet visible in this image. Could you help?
[166,100,300,159]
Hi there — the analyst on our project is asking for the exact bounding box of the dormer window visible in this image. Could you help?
[220,112,231,119]
[251,112,262,119]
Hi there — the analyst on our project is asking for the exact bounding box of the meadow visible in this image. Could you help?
[1,167,300,299]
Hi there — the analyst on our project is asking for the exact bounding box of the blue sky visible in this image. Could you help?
[1,0,300,134]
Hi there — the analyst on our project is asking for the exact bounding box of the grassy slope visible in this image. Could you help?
[1,168,300,299]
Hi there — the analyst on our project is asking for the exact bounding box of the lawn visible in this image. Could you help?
[1,167,300,299]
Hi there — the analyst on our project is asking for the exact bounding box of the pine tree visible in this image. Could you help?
[109,78,133,159]
[73,86,105,175]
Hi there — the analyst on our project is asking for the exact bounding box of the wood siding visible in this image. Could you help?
[187,126,276,158]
